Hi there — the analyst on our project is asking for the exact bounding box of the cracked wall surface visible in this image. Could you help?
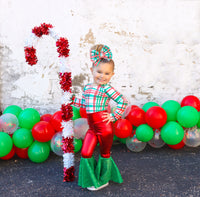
[0,0,200,114]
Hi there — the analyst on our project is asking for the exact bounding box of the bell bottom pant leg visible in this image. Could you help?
[81,119,114,158]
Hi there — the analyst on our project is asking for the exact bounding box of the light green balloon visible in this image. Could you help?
[18,108,40,129]
[0,132,13,157]
[3,105,22,118]
[142,102,159,112]
[72,106,81,120]
[162,100,181,122]
[28,141,50,163]
[161,121,184,145]
[177,106,199,128]
[136,124,154,142]
[13,128,33,148]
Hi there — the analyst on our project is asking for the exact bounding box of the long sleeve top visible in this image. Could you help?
[72,83,128,121]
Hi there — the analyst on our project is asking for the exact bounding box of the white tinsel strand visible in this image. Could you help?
[61,120,74,138]
[24,32,38,47]
[63,153,74,169]
[61,92,72,105]
[49,28,60,40]
[59,57,71,73]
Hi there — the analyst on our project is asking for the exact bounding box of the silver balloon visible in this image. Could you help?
[122,105,132,118]
[148,129,165,148]
[0,113,19,134]
[50,132,63,156]
[73,118,89,139]
[185,126,200,147]
[126,134,147,152]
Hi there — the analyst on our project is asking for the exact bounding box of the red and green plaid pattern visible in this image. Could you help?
[90,45,112,67]
[73,83,128,121]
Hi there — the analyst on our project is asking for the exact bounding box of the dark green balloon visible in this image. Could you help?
[136,124,154,142]
[3,105,22,118]
[72,106,81,120]
[118,137,127,144]
[13,128,33,148]
[162,100,181,122]
[113,135,118,141]
[18,108,40,129]
[0,132,13,157]
[161,121,184,145]
[28,141,50,163]
[197,112,200,128]
[177,106,199,128]
[74,138,82,153]
[142,102,159,112]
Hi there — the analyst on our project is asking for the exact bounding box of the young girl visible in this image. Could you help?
[72,44,128,191]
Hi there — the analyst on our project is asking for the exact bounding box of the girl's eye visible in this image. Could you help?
[106,73,109,75]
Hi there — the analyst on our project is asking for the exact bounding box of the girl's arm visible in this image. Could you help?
[72,87,86,109]
[105,85,128,121]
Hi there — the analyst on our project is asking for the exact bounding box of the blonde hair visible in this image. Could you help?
[90,44,115,70]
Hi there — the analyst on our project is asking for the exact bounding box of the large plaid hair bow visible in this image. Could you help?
[90,45,112,67]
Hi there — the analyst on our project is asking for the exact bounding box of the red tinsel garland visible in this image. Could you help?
[24,46,37,66]
[63,166,75,182]
[56,38,70,57]
[62,137,74,153]
[59,72,72,92]
[61,104,73,121]
[32,23,53,37]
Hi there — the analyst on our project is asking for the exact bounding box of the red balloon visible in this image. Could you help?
[32,121,55,142]
[126,107,146,126]
[181,95,200,111]
[114,119,132,138]
[0,145,15,160]
[145,106,167,129]
[168,135,186,149]
[15,147,29,159]
[40,114,52,123]
[80,107,87,118]
[50,111,63,131]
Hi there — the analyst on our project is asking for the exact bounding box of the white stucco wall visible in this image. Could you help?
[0,0,200,114]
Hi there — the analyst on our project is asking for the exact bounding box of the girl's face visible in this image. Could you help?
[91,62,114,85]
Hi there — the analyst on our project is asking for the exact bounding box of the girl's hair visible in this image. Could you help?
[90,44,115,70]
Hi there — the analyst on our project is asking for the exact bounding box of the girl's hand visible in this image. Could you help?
[102,112,113,124]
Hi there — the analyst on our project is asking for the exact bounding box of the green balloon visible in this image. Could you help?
[142,102,159,112]
[74,138,82,153]
[177,106,199,128]
[136,124,154,142]
[197,112,200,128]
[72,106,81,120]
[118,137,127,144]
[18,108,40,129]
[3,105,22,118]
[0,132,13,157]
[13,128,33,148]
[161,121,184,145]
[162,100,181,122]
[28,141,50,163]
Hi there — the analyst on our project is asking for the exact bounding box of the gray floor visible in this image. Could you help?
[0,143,200,197]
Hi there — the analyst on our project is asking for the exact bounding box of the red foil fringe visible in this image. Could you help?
[32,23,53,37]
[56,37,70,57]
[61,137,74,153]
[61,104,73,121]
[63,166,75,182]
[24,46,37,65]
[59,72,72,92]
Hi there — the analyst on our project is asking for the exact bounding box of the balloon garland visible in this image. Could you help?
[24,23,74,182]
